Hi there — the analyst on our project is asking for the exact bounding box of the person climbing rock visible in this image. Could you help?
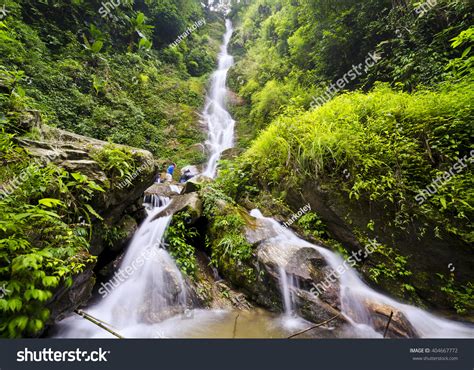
[165,163,176,182]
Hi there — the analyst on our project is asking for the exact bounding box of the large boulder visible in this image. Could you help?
[364,300,419,338]
[182,175,213,194]
[144,183,183,198]
[151,192,203,223]
[18,124,157,256]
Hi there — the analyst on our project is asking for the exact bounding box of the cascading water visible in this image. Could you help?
[202,19,235,178]
[54,23,243,338]
[278,266,296,316]
[54,198,189,338]
[250,209,474,338]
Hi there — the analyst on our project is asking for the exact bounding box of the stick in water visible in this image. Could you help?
[232,313,240,338]
[383,311,394,338]
[74,309,124,339]
[287,313,341,339]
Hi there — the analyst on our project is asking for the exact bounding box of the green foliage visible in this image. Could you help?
[437,273,474,314]
[91,144,140,184]
[242,82,473,244]
[212,159,259,202]
[368,245,412,284]
[229,0,473,145]
[297,212,328,240]
[200,184,254,281]
[0,0,224,165]
[166,212,199,277]
[0,139,105,337]
[446,26,474,78]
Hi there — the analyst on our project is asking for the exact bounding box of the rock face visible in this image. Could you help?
[19,124,157,256]
[152,192,203,223]
[47,267,96,322]
[364,300,418,338]
[181,175,213,194]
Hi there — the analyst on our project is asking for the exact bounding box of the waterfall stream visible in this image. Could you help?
[202,19,235,178]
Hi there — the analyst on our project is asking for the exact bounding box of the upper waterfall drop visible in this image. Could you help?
[202,19,236,178]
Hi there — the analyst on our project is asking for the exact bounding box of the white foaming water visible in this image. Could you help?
[250,209,474,338]
[55,198,189,338]
[278,265,295,316]
[169,184,181,194]
[202,19,235,178]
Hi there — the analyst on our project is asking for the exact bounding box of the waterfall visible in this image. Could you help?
[250,209,474,338]
[278,266,296,316]
[143,194,169,209]
[54,198,189,338]
[202,19,235,178]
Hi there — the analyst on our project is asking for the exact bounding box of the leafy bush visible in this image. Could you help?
[166,212,199,277]
[242,82,473,243]
[0,153,105,337]
[201,184,255,281]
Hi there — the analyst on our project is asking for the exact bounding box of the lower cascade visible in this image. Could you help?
[250,209,474,338]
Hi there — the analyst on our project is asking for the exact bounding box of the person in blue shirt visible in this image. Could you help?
[165,163,176,182]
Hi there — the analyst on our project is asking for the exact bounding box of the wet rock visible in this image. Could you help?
[108,215,138,253]
[220,147,243,161]
[364,300,419,338]
[182,175,213,194]
[190,250,253,310]
[144,183,183,198]
[48,267,95,324]
[152,192,203,223]
[295,289,347,326]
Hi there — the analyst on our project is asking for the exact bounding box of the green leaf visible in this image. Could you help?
[136,12,145,25]
[39,198,63,208]
[440,197,447,209]
[84,204,103,220]
[42,276,59,288]
[91,40,103,53]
